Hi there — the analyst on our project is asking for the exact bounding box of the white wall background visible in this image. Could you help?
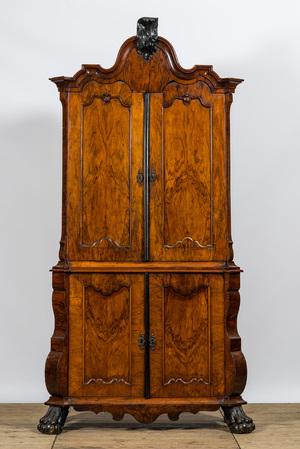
[1,0,300,403]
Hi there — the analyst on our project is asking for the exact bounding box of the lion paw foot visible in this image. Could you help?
[222,405,255,434]
[37,406,69,435]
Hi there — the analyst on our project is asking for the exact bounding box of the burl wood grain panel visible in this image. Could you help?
[69,274,145,397]
[81,96,131,249]
[149,273,225,398]
[83,286,131,385]
[149,85,227,261]
[66,83,144,261]
[163,285,210,385]
[162,96,212,250]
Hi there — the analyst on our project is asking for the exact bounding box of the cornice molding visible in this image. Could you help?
[50,36,243,93]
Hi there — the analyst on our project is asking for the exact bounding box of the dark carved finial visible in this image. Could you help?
[137,17,158,61]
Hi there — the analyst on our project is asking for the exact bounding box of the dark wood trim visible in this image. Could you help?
[144,94,150,261]
[144,273,150,398]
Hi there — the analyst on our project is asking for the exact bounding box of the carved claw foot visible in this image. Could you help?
[37,406,69,435]
[221,405,255,434]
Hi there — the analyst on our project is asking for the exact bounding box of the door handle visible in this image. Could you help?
[138,332,145,350]
[149,333,157,350]
[139,332,156,350]
[137,169,144,187]
[149,168,157,186]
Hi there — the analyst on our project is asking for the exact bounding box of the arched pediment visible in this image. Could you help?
[50,36,243,93]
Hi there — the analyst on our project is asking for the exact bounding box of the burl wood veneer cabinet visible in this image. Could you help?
[38,18,255,435]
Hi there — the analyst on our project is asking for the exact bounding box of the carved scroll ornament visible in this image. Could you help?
[137,17,158,60]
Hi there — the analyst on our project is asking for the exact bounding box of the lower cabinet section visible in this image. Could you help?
[68,272,225,399]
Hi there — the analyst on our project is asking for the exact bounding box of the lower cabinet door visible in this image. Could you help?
[149,273,225,398]
[69,273,145,397]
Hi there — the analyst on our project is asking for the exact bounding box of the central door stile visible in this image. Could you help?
[144,93,150,262]
[144,272,150,398]
[144,93,151,397]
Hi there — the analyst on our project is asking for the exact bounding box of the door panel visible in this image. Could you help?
[163,283,210,385]
[81,97,131,249]
[149,84,227,261]
[149,273,225,398]
[67,82,144,261]
[69,273,145,397]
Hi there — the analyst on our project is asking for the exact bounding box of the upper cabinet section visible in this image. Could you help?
[52,23,242,263]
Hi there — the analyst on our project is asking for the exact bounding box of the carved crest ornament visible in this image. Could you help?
[137,17,158,60]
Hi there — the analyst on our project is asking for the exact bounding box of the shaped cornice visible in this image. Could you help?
[50,36,243,93]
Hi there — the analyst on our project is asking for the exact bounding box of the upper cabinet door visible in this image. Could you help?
[149,83,228,261]
[67,82,144,261]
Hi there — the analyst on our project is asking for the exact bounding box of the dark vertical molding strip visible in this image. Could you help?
[144,93,150,261]
[144,95,150,396]
[144,272,150,398]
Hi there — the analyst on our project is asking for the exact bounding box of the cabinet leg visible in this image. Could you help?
[221,405,255,434]
[37,405,69,435]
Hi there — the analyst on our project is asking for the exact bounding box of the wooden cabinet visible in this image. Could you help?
[38,18,255,435]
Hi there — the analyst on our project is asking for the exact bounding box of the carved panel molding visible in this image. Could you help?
[82,283,130,297]
[82,94,132,108]
[162,284,211,386]
[83,284,131,387]
[163,236,213,251]
[164,376,210,386]
[80,91,132,252]
[80,236,131,250]
[161,90,213,253]
[162,81,213,108]
[84,377,130,386]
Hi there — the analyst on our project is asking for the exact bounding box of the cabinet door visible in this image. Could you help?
[67,83,144,261]
[69,273,145,397]
[149,84,228,261]
[149,273,225,398]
